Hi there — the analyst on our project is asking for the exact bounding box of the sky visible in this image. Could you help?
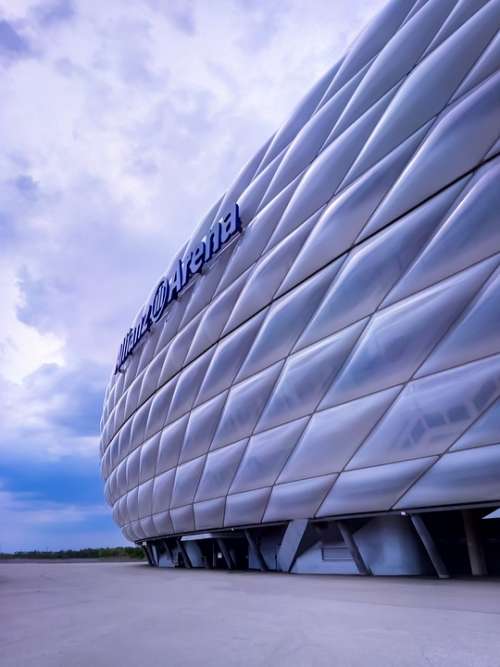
[0,0,386,551]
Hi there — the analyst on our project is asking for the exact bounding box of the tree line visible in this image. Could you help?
[0,546,145,560]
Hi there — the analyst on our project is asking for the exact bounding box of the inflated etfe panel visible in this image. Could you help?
[100,0,500,542]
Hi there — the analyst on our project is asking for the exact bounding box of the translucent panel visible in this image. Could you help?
[118,419,133,461]
[418,264,500,376]
[212,138,268,226]
[224,487,271,527]
[156,414,189,475]
[125,448,141,491]
[425,0,491,54]
[116,460,127,497]
[151,468,175,514]
[193,497,226,531]
[297,180,464,350]
[111,499,121,526]
[187,196,223,256]
[170,504,195,533]
[268,90,396,250]
[138,351,163,406]
[154,300,184,362]
[279,125,431,294]
[346,2,500,183]
[223,216,317,335]
[363,72,500,237]
[144,378,177,440]
[230,418,308,494]
[159,314,201,385]
[130,400,150,448]
[126,487,139,522]
[139,433,160,483]
[324,259,496,407]
[237,149,287,224]
[215,177,301,295]
[318,456,436,516]
[113,394,127,436]
[331,0,453,138]
[152,510,173,536]
[384,159,500,306]
[485,135,500,160]
[121,526,133,542]
[260,68,367,211]
[280,387,401,483]
[328,0,413,92]
[136,322,163,379]
[185,270,249,363]
[195,311,267,406]
[123,375,142,422]
[178,247,232,329]
[451,398,500,451]
[170,456,206,508]
[347,354,500,470]
[236,261,339,381]
[257,63,336,172]
[137,479,154,518]
[257,319,367,432]
[452,30,500,101]
[118,495,128,525]
[211,361,284,450]
[129,519,144,540]
[195,439,247,501]
[396,444,500,509]
[179,392,228,464]
[122,349,142,397]
[140,514,157,539]
[263,474,336,523]
[166,348,214,424]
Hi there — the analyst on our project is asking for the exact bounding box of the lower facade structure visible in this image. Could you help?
[142,508,500,578]
[100,0,500,577]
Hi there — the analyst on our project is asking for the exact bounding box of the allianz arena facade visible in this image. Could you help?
[100,0,500,577]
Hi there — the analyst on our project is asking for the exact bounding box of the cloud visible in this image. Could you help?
[32,0,75,27]
[0,0,387,549]
[0,19,31,62]
[0,483,124,551]
[0,361,104,463]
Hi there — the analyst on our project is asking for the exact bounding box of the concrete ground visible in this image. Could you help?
[1,562,500,667]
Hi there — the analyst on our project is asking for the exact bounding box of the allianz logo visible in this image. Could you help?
[115,202,241,373]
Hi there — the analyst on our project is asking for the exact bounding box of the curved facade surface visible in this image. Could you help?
[100,0,500,570]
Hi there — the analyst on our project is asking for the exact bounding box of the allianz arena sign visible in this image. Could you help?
[115,202,240,373]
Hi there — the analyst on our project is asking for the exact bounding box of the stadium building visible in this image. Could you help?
[100,0,500,577]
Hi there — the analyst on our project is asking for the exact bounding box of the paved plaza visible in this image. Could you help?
[1,561,500,666]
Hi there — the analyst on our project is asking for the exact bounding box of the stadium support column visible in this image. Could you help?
[142,542,156,567]
[177,538,193,568]
[277,519,310,572]
[410,514,449,579]
[244,529,268,571]
[337,521,371,576]
[462,510,487,576]
[216,538,234,570]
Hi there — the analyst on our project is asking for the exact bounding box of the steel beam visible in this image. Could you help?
[277,519,310,572]
[337,521,371,576]
[462,510,487,576]
[177,537,193,568]
[216,538,234,570]
[142,543,155,567]
[244,529,268,571]
[410,514,449,579]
